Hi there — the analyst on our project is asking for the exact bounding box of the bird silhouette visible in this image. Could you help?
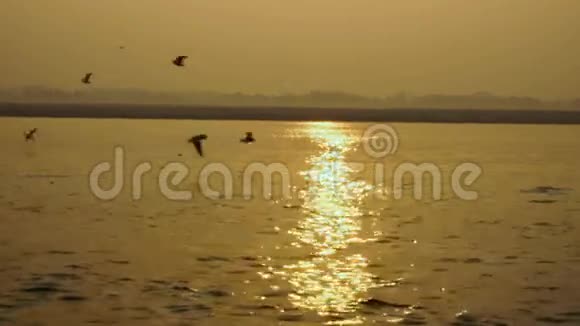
[172,56,188,67]
[24,128,38,142]
[81,73,93,84]
[240,132,255,144]
[188,134,208,157]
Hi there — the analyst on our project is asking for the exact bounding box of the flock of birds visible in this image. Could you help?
[23,129,256,157]
[81,55,189,85]
[188,132,256,157]
[24,53,257,157]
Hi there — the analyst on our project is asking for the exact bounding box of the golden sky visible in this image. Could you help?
[1,0,579,98]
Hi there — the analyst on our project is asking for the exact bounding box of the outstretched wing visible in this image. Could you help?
[193,140,203,157]
[177,56,188,65]
[24,128,37,141]
[82,73,92,83]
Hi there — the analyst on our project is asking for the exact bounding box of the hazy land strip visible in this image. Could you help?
[2,102,580,124]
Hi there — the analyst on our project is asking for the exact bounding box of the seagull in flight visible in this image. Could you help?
[24,128,38,142]
[240,132,255,144]
[81,73,93,84]
[172,56,188,67]
[188,134,207,157]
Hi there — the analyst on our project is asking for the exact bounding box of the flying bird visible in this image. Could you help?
[172,56,188,67]
[240,132,255,144]
[81,73,93,84]
[188,134,207,157]
[24,128,38,142]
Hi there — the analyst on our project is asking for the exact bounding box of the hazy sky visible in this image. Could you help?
[2,0,579,98]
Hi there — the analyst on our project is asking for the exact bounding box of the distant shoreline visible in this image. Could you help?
[2,102,580,125]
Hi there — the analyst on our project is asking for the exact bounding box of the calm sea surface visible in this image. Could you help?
[0,117,579,325]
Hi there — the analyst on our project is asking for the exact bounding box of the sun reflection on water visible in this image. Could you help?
[283,122,380,323]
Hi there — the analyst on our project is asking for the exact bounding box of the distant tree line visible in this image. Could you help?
[0,86,578,110]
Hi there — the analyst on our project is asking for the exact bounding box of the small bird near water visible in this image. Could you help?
[81,73,93,84]
[172,56,188,67]
[188,134,208,157]
[24,128,38,142]
[240,132,255,144]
